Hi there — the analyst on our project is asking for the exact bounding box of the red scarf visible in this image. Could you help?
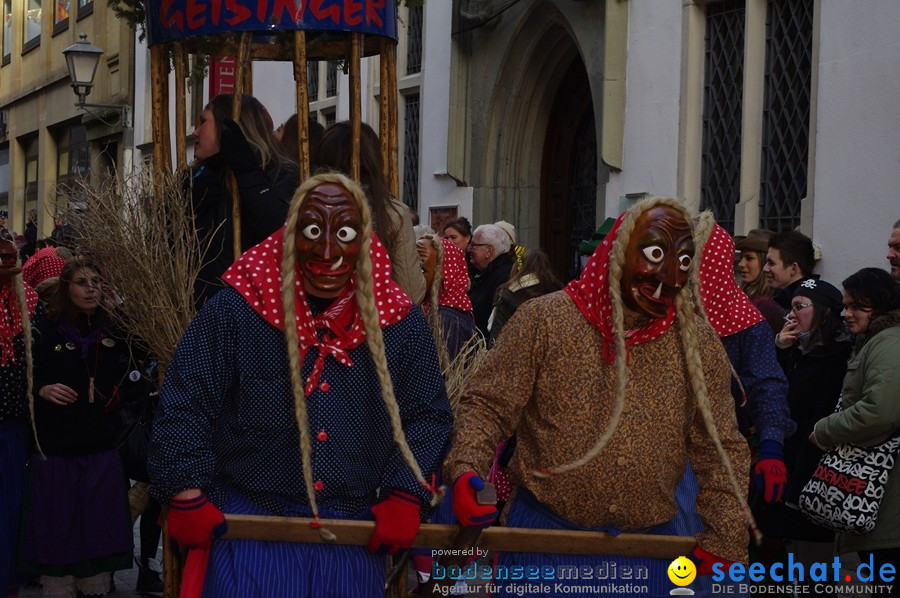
[698,223,764,337]
[0,280,38,366]
[222,229,412,395]
[564,211,677,363]
[437,237,472,313]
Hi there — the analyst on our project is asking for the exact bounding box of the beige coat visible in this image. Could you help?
[384,198,426,305]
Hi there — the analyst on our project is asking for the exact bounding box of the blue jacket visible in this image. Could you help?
[148,288,452,517]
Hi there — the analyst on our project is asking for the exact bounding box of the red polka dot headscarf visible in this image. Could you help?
[21,247,67,289]
[564,205,678,363]
[697,221,764,338]
[437,237,472,313]
[222,229,412,394]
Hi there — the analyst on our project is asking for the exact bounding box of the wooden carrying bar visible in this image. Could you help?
[224,516,697,560]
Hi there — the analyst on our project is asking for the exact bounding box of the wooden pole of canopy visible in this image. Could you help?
[150,44,171,179]
[293,31,311,181]
[173,43,187,170]
[379,39,399,199]
[224,516,697,560]
[349,33,363,181]
[229,32,252,259]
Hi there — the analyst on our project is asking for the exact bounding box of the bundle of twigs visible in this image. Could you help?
[58,169,210,369]
[441,333,489,413]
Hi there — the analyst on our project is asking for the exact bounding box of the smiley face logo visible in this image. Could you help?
[668,556,696,587]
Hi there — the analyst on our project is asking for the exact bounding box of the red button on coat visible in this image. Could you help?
[319,381,330,392]
[314,480,324,492]
[317,430,328,442]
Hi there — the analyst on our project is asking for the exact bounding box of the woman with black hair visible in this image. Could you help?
[189,93,299,306]
[19,258,146,598]
[812,268,900,596]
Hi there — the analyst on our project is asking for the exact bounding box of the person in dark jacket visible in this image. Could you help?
[189,93,299,306]
[760,277,851,580]
[19,258,146,598]
[19,209,38,262]
[764,230,817,310]
[467,223,514,338]
[488,247,562,346]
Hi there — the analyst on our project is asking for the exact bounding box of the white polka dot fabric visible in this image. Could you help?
[564,209,677,363]
[437,238,472,313]
[698,224,764,337]
[222,229,412,395]
[21,248,66,289]
[0,281,36,366]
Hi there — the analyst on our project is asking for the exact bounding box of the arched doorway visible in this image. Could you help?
[540,57,597,281]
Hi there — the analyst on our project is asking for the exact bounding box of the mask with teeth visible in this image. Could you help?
[620,205,694,320]
[295,183,363,299]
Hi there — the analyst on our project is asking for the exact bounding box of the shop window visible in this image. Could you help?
[76,0,92,20]
[24,0,41,53]
[2,0,11,64]
[54,0,68,34]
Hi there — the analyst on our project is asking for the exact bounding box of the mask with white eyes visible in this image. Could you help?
[619,205,694,320]
[295,183,363,299]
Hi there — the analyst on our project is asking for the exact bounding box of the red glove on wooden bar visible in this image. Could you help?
[166,493,227,549]
[452,471,499,528]
[368,490,422,555]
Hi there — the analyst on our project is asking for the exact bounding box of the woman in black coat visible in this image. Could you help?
[189,94,299,306]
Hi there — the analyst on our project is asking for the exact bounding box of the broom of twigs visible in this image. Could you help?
[57,168,213,370]
[441,332,489,414]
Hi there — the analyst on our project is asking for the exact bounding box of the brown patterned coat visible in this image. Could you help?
[446,290,750,562]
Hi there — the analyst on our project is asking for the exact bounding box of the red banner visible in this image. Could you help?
[209,56,237,98]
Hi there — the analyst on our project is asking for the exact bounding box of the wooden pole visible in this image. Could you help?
[229,33,252,259]
[350,33,363,182]
[379,39,399,198]
[150,44,170,179]
[223,516,697,560]
[173,42,187,170]
[293,30,311,182]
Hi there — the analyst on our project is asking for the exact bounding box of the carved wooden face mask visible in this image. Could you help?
[295,183,363,298]
[619,205,694,319]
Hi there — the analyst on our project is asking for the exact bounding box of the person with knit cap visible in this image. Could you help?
[0,238,40,598]
[446,198,752,597]
[148,173,452,597]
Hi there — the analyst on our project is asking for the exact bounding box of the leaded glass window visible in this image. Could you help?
[406,4,423,75]
[402,93,420,210]
[759,0,813,232]
[700,0,745,234]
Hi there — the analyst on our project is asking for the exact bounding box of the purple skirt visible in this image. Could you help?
[19,449,133,578]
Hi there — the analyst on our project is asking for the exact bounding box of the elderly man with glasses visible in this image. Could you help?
[467,223,515,338]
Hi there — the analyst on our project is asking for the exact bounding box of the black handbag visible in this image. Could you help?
[116,390,157,483]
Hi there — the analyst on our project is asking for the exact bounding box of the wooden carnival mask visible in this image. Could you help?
[295,183,363,299]
[619,205,694,319]
[416,236,439,295]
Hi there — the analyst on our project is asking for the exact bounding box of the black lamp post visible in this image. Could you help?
[63,33,104,107]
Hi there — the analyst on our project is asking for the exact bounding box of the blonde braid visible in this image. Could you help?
[356,221,443,507]
[693,212,749,406]
[280,174,347,541]
[533,202,644,477]
[419,234,449,374]
[675,290,761,543]
[13,269,43,457]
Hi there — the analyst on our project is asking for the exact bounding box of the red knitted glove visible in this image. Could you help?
[692,545,736,576]
[368,490,422,555]
[166,493,227,548]
[754,440,787,503]
[452,471,498,528]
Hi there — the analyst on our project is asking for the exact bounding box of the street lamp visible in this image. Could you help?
[63,33,104,106]
[62,33,131,128]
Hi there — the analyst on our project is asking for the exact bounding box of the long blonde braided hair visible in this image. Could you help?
[9,259,43,457]
[417,233,450,373]
[533,197,758,539]
[280,173,441,540]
